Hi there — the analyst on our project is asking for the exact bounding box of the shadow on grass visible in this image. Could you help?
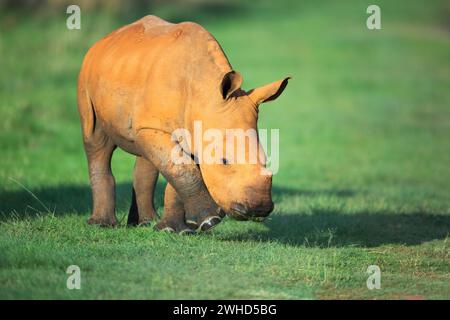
[1,182,449,247]
[0,181,164,219]
[221,210,450,248]
[218,186,450,247]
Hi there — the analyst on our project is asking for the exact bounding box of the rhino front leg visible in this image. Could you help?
[128,156,159,226]
[136,129,224,231]
[154,183,195,234]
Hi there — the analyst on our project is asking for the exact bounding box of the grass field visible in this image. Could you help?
[0,0,449,299]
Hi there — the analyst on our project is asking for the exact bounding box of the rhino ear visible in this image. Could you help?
[248,77,291,105]
[221,71,243,99]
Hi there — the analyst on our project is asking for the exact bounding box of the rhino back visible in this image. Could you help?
[79,16,231,147]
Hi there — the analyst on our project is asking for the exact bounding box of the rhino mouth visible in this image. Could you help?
[228,209,249,221]
[249,216,266,222]
[228,210,267,222]
[228,203,269,222]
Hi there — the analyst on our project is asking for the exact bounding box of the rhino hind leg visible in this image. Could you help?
[78,85,117,227]
[154,183,195,234]
[84,127,118,227]
[127,156,159,226]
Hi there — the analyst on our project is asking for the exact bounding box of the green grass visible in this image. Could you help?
[1,0,449,299]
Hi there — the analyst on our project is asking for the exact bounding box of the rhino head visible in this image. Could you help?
[181,71,290,221]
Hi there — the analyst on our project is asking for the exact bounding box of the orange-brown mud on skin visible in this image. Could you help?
[77,15,290,232]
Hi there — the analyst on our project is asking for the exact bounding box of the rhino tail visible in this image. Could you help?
[77,84,97,143]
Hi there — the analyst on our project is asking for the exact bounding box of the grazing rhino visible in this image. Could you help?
[77,15,290,233]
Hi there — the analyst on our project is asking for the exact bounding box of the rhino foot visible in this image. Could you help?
[186,207,225,232]
[199,216,222,232]
[154,220,196,235]
[137,219,154,227]
[159,226,175,233]
[179,228,196,235]
[87,216,118,227]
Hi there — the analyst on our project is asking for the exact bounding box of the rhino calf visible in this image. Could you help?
[77,15,289,233]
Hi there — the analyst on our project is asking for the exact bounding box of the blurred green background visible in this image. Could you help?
[0,0,449,299]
